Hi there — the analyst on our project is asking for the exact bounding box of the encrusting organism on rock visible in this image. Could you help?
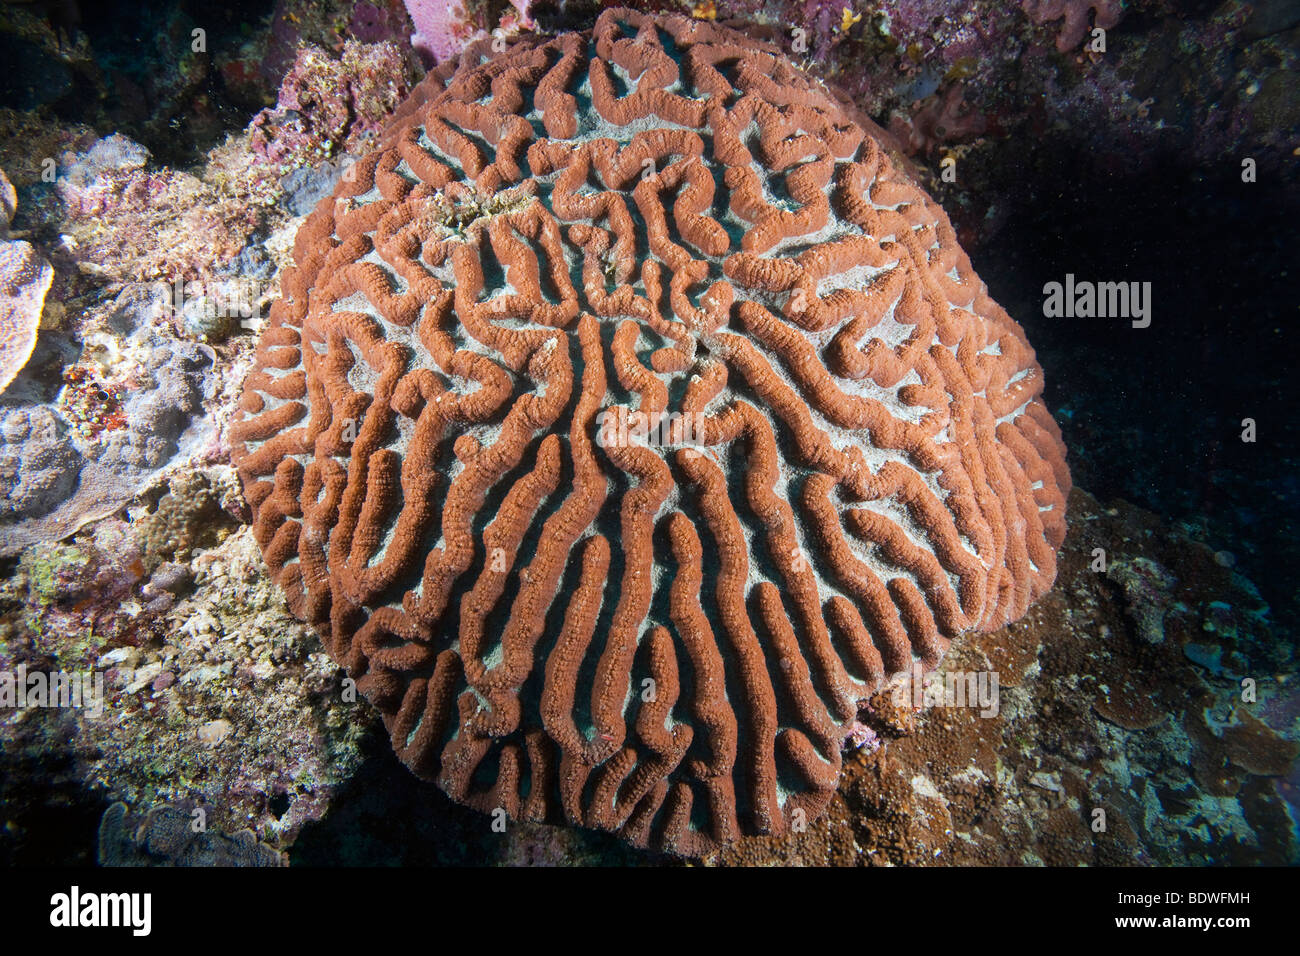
[98,802,285,867]
[231,7,1070,855]
[1021,0,1124,54]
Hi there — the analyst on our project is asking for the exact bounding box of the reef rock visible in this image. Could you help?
[98,802,285,867]
[0,286,216,556]
[0,168,52,396]
[0,404,83,519]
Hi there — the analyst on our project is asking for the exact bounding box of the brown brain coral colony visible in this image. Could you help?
[231,8,1070,855]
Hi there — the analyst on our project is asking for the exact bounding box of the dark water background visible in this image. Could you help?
[970,147,1299,637]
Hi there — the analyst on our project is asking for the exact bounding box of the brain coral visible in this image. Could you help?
[231,8,1070,855]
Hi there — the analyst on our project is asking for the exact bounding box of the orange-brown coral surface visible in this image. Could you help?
[231,7,1070,855]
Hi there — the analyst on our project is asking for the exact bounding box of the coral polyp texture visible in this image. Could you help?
[231,8,1070,855]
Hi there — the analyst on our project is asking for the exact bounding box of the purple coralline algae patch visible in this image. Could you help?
[248,41,413,174]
